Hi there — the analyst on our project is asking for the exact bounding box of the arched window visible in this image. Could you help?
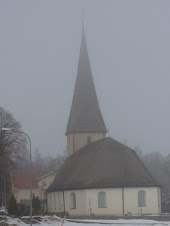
[98,192,106,208]
[70,192,76,209]
[138,190,146,207]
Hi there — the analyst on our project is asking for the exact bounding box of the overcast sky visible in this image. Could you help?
[0,0,169,156]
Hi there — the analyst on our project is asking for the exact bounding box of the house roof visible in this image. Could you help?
[65,26,107,135]
[12,170,42,188]
[37,172,57,181]
[47,137,159,192]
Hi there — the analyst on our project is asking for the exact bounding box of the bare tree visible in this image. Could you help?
[134,146,169,194]
[0,106,27,163]
[32,148,66,174]
[0,106,27,205]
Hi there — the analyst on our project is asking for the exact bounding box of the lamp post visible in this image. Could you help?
[1,128,32,226]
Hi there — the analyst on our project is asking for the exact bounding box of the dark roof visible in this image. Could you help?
[47,137,159,192]
[65,27,107,135]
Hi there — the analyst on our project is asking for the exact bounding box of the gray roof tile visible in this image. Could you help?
[47,137,159,192]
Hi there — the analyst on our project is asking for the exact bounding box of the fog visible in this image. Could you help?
[0,0,169,156]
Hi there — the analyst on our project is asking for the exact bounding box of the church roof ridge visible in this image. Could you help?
[67,137,109,159]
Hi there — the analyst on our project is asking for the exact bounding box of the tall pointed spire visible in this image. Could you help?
[66,26,107,135]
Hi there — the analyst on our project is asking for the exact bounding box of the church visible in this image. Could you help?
[47,27,161,216]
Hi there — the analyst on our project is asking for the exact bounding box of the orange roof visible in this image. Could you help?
[12,170,42,188]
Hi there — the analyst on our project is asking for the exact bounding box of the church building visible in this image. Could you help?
[47,27,161,216]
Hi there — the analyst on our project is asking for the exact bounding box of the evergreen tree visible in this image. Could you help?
[32,195,36,212]
[32,196,41,214]
[35,196,41,212]
[8,194,17,215]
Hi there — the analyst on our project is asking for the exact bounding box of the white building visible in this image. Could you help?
[47,26,161,216]
[12,171,56,211]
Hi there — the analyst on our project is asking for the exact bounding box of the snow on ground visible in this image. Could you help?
[64,219,170,226]
[1,216,170,226]
[0,208,5,213]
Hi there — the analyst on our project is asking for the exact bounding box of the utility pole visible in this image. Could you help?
[4,174,6,217]
[1,175,4,208]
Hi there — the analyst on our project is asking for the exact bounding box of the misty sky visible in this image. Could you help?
[0,0,169,156]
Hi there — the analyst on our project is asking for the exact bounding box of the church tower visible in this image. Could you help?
[66,27,107,157]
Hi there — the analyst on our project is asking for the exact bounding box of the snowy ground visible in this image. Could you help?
[1,216,170,226]
[0,208,6,213]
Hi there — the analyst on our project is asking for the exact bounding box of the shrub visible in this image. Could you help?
[8,194,17,215]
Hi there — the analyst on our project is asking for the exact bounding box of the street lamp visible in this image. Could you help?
[1,128,32,226]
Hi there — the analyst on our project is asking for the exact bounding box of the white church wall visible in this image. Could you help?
[85,188,123,216]
[47,187,161,215]
[64,190,87,216]
[124,187,161,215]
[47,191,64,213]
